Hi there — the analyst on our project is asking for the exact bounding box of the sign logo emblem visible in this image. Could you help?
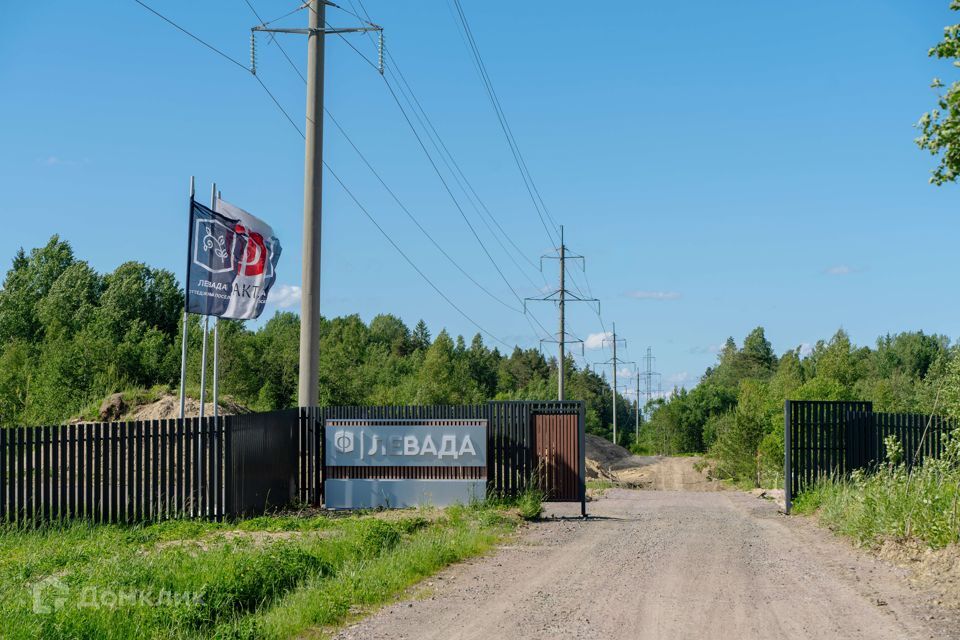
[334,430,354,453]
[193,219,235,274]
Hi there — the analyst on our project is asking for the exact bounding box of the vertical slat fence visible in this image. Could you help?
[786,400,955,508]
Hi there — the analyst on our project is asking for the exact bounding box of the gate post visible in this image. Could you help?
[784,399,792,514]
[223,415,234,520]
[579,401,587,518]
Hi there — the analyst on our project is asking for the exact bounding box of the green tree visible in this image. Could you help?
[411,319,431,351]
[416,330,480,404]
[0,236,75,342]
[916,1,960,184]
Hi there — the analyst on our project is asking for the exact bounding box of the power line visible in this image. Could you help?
[324,19,381,71]
[258,2,555,345]
[132,0,248,72]
[525,226,598,400]
[383,56,547,291]
[382,48,547,279]
[132,0,515,350]
[256,2,306,28]
[307,3,541,315]
[261,82,518,349]
[379,77,528,307]
[442,0,606,348]
[324,109,522,313]
[448,0,561,246]
[243,0,306,82]
[245,2,528,315]
[319,18,546,292]
[347,0,558,338]
[303,3,540,320]
[252,73,304,136]
[324,160,513,349]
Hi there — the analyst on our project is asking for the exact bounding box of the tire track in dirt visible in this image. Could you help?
[332,488,960,640]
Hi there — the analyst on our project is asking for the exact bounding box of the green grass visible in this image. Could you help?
[586,479,617,492]
[794,457,960,549]
[628,443,653,456]
[0,503,521,639]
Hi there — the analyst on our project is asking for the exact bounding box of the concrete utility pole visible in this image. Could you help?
[558,231,565,399]
[525,226,597,401]
[635,369,641,441]
[252,4,382,407]
[612,325,618,444]
[298,0,325,407]
[596,324,632,446]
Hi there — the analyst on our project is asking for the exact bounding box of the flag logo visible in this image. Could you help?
[185,198,282,320]
[193,218,235,274]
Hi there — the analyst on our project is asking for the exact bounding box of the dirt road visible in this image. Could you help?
[334,487,960,640]
[610,455,723,491]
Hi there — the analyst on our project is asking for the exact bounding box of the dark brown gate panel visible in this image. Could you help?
[533,414,579,501]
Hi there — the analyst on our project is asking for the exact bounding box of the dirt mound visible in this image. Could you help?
[584,433,723,491]
[128,394,249,421]
[585,434,631,479]
[616,456,723,491]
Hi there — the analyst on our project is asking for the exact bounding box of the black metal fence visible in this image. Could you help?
[845,411,952,473]
[784,399,955,512]
[784,400,872,504]
[230,409,299,517]
[0,417,230,526]
[1,401,584,525]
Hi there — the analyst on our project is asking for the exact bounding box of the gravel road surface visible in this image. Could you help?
[333,485,960,640]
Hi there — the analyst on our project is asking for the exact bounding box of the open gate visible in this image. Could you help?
[533,413,583,504]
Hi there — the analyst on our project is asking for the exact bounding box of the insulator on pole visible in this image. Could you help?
[377,30,384,75]
[250,30,257,75]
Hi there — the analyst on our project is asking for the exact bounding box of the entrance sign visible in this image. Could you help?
[186,198,282,320]
[327,424,486,467]
[325,419,487,509]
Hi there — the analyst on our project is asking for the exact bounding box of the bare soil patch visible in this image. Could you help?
[332,489,960,640]
[584,435,722,491]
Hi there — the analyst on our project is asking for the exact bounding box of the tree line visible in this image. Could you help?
[641,326,958,487]
[0,236,639,434]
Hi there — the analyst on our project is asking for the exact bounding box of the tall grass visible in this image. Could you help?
[794,432,960,549]
[0,503,519,639]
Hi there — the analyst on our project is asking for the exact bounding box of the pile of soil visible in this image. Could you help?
[584,434,724,491]
[129,394,249,421]
[584,433,631,480]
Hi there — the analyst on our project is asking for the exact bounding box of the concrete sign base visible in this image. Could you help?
[325,479,486,509]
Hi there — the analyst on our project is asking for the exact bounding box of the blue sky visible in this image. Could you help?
[2,1,958,397]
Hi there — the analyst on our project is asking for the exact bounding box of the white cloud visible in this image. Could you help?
[584,332,611,350]
[824,264,860,276]
[667,371,690,385]
[799,342,813,357]
[689,344,722,355]
[39,156,89,167]
[626,290,681,301]
[269,284,301,309]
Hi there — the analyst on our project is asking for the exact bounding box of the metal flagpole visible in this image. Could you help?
[213,189,221,419]
[179,176,195,419]
[199,315,209,419]
[199,182,216,420]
